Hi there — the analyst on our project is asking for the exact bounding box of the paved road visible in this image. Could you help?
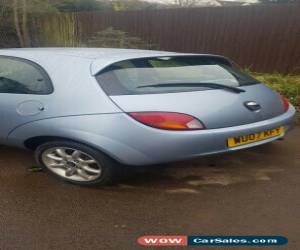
[0,127,299,250]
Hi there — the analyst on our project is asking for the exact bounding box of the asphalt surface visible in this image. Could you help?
[0,127,299,250]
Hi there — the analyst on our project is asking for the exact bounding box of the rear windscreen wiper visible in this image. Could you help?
[137,82,246,94]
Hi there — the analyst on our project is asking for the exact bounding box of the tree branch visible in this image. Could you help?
[13,0,25,47]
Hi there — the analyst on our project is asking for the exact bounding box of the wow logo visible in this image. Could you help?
[137,235,288,247]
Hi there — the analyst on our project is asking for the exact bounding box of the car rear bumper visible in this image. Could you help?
[115,105,296,165]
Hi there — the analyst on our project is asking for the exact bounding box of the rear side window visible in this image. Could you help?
[0,56,53,94]
[96,56,260,95]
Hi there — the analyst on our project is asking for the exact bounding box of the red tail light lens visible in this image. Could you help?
[280,95,290,112]
[128,112,204,130]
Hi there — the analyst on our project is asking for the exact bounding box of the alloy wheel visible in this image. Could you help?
[41,147,102,182]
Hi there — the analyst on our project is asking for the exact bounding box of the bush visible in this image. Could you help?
[83,27,159,50]
[251,72,300,121]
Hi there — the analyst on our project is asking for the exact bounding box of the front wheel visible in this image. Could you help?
[35,141,118,186]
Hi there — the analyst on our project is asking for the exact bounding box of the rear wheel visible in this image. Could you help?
[35,141,118,186]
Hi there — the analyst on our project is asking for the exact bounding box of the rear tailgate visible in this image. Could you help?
[110,84,284,129]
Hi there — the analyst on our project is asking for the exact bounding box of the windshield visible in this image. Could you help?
[95,56,260,95]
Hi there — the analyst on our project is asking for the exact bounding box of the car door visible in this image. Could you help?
[0,56,53,144]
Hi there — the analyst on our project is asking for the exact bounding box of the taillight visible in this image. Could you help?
[128,112,204,130]
[280,95,290,112]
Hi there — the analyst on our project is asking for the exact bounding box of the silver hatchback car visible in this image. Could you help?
[0,48,295,185]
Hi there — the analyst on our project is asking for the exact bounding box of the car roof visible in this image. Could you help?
[0,48,227,75]
[0,48,176,59]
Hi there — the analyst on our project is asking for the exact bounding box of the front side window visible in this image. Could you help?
[96,56,260,95]
[0,56,53,94]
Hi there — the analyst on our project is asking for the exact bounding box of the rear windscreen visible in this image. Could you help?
[95,56,260,95]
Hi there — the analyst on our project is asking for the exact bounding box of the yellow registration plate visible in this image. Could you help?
[227,127,285,148]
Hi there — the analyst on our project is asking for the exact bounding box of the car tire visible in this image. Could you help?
[35,141,118,186]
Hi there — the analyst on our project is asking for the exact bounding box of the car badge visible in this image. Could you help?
[244,101,261,112]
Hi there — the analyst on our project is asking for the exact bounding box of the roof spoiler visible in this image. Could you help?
[90,53,231,76]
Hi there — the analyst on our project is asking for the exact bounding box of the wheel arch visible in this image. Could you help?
[23,136,123,165]
[24,136,82,150]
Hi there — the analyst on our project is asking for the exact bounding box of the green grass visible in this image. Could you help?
[250,72,300,121]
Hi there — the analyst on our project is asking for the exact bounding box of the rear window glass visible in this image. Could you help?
[96,56,260,95]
